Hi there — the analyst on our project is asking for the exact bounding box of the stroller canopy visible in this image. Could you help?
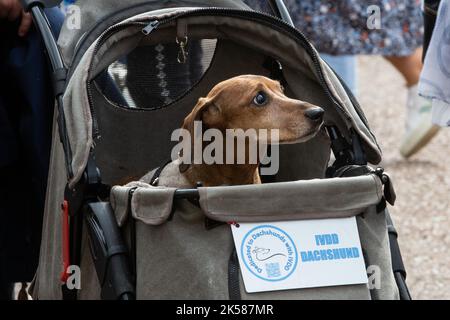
[57,0,382,187]
[58,0,250,69]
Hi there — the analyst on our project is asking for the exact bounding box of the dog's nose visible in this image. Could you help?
[304,107,325,121]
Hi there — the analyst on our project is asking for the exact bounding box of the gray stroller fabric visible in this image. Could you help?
[83,170,397,299]
[58,0,250,69]
[29,114,67,299]
[111,183,177,226]
[198,175,383,222]
[31,142,399,299]
[31,2,398,300]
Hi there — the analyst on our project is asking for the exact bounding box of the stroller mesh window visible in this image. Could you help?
[95,39,217,109]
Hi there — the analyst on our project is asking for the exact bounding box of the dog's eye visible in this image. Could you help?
[253,91,268,106]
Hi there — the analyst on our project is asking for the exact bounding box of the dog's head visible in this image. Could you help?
[182,75,324,145]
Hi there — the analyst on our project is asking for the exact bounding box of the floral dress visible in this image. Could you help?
[244,0,424,56]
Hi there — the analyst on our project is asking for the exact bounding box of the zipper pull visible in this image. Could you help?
[142,20,160,35]
[176,36,189,64]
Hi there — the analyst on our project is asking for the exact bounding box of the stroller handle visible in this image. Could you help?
[23,0,73,178]
[21,1,64,73]
[268,0,294,26]
[21,0,62,11]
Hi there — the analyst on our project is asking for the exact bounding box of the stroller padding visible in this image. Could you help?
[97,173,396,300]
[198,175,383,222]
[111,183,177,227]
[110,175,382,226]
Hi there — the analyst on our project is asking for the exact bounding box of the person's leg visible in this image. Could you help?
[0,7,64,297]
[385,47,423,87]
[385,47,440,158]
[321,54,358,96]
[0,20,20,302]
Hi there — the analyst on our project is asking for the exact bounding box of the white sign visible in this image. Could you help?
[231,217,368,293]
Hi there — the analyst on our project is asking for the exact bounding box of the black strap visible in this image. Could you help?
[386,220,407,279]
[385,210,411,300]
[205,218,225,230]
[376,197,387,213]
[150,160,172,186]
[107,245,129,258]
[52,67,67,97]
[228,247,241,300]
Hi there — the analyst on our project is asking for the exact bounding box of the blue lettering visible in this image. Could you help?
[326,249,334,260]
[315,234,326,246]
[315,233,340,245]
[332,248,340,259]
[331,234,339,244]
[313,250,321,261]
[285,256,294,271]
[320,250,328,261]
[301,247,360,262]
[345,247,353,258]
[301,251,308,262]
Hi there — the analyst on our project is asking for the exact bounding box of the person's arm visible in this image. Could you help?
[0,0,32,36]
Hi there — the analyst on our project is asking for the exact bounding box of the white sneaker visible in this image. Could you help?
[400,85,440,158]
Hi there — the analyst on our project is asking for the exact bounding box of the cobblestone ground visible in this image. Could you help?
[358,56,450,300]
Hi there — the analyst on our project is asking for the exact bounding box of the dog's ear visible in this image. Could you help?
[179,96,221,169]
[182,96,221,137]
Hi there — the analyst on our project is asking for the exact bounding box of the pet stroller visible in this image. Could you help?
[26,0,411,300]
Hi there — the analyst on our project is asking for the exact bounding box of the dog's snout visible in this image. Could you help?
[304,107,325,121]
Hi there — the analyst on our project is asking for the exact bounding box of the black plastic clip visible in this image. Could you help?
[374,167,396,206]
[21,0,62,11]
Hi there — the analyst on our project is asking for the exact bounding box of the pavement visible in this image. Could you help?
[357,56,450,300]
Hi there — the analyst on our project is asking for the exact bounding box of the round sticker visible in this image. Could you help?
[240,225,298,282]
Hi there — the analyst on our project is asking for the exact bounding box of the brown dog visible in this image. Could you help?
[143,75,324,187]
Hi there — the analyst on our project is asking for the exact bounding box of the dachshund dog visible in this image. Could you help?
[141,75,324,187]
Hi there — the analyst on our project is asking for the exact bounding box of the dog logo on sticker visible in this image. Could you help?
[241,225,298,282]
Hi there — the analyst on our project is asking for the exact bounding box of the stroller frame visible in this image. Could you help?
[23,0,411,300]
